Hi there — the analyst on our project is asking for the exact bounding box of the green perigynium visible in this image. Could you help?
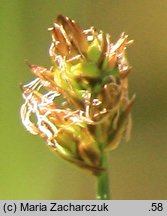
[20,15,135,175]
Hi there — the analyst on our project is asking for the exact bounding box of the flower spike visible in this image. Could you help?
[20,15,134,174]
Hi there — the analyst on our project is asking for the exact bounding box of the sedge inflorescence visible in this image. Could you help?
[20,15,134,174]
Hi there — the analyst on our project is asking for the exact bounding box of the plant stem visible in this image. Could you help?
[96,151,111,200]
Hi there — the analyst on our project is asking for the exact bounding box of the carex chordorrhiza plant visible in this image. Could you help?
[20,15,135,199]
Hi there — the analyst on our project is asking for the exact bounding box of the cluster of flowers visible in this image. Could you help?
[20,15,134,174]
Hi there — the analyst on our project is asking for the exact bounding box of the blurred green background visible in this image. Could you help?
[0,0,167,199]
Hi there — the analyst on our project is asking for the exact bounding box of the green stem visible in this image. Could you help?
[96,152,111,200]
